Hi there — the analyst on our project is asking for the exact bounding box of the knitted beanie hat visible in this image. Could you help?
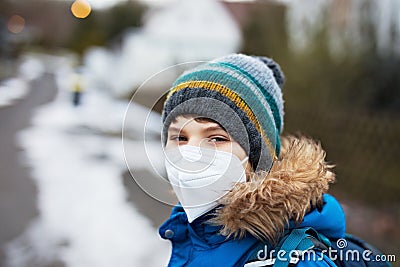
[162,54,284,172]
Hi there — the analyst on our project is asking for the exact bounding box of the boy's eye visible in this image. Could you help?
[170,135,187,142]
[209,136,229,143]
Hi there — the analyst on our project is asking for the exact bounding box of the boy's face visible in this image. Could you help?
[165,115,252,172]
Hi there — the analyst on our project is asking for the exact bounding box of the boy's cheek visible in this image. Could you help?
[165,141,172,149]
[165,140,177,150]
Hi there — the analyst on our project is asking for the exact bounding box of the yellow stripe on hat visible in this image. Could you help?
[167,81,276,159]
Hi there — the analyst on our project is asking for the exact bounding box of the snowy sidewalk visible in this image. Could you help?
[4,57,170,267]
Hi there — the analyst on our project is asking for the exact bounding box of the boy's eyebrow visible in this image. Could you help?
[202,125,228,133]
[168,125,226,133]
[167,126,182,133]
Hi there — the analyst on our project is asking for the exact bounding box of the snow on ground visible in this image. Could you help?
[0,55,44,108]
[0,78,29,107]
[4,56,170,267]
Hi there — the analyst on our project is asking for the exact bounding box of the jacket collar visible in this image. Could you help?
[160,193,345,248]
[159,205,228,247]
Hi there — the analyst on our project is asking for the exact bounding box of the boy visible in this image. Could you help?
[159,54,345,266]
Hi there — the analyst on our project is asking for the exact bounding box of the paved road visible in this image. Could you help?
[123,169,172,228]
[0,73,57,264]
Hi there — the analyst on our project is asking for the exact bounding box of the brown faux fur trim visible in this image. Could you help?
[211,135,335,244]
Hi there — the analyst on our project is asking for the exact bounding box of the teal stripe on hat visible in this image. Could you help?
[219,61,283,133]
[176,63,277,131]
[217,54,284,129]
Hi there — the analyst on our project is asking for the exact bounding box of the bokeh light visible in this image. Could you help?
[71,0,92,19]
[7,15,26,34]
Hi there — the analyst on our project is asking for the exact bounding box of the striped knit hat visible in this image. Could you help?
[162,54,284,172]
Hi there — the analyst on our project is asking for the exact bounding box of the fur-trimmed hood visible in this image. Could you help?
[211,135,337,244]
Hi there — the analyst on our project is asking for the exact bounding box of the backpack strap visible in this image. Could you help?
[244,227,329,267]
[273,227,324,267]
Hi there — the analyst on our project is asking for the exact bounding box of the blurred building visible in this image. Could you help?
[84,0,242,97]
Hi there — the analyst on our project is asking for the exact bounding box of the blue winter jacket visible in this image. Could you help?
[159,194,346,267]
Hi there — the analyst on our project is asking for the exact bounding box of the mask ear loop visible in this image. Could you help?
[240,156,251,182]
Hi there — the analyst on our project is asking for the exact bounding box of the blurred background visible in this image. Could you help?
[0,0,399,266]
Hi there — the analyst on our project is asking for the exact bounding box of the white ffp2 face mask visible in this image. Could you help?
[164,145,248,223]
